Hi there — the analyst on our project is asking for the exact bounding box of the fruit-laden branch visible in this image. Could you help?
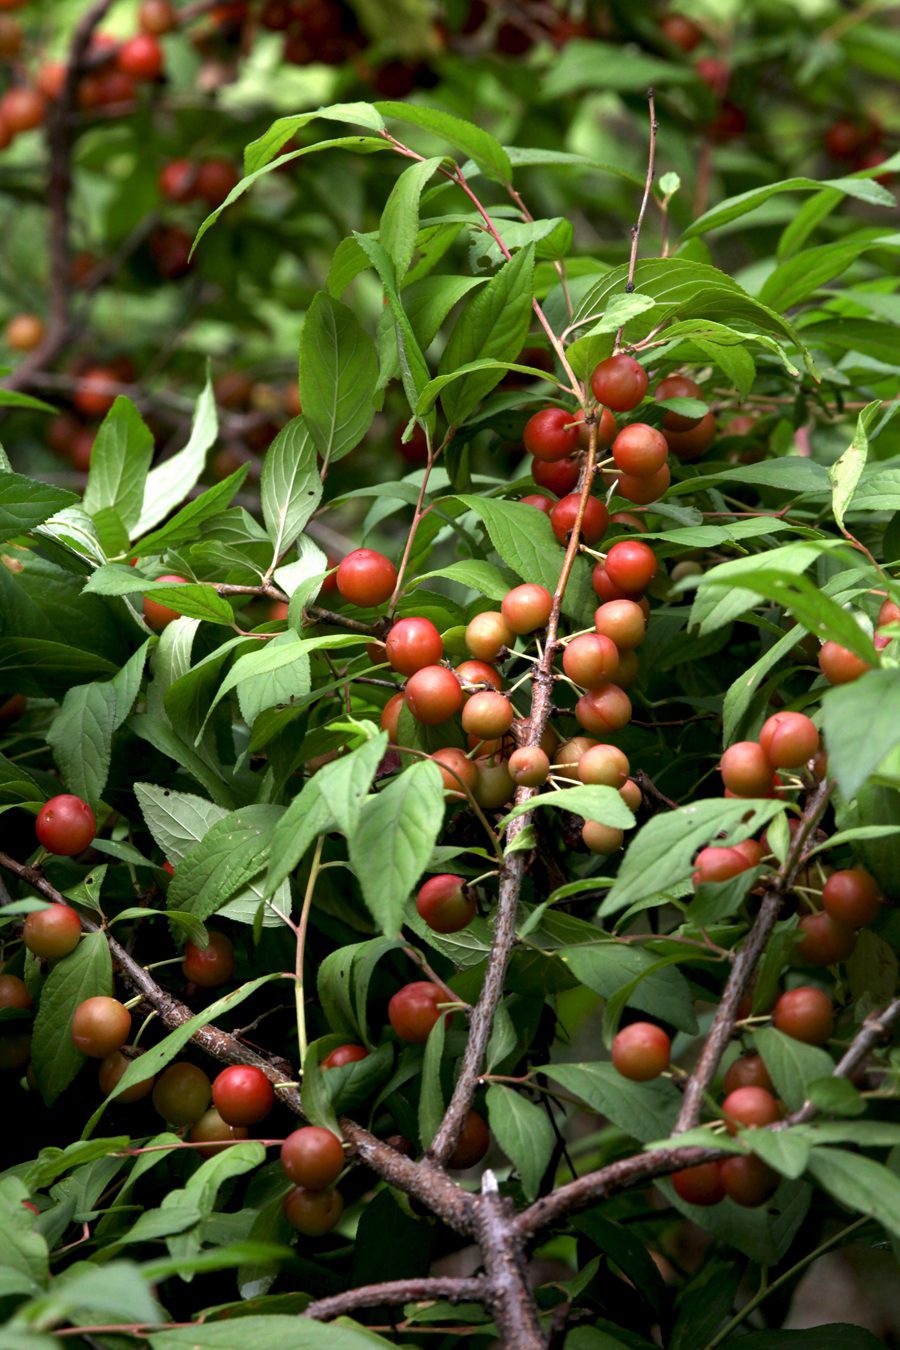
[515,990,900,1242]
[675,777,834,1132]
[427,415,600,1168]
[303,1275,488,1322]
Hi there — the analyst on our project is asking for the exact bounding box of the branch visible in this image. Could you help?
[303,1276,488,1322]
[474,1173,546,1349]
[674,776,834,1132]
[614,89,657,352]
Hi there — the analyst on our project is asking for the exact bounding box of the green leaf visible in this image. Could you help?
[375,101,510,183]
[259,418,322,558]
[82,397,154,536]
[540,1062,681,1142]
[133,378,217,537]
[31,933,112,1105]
[380,157,445,281]
[682,174,895,238]
[540,39,699,98]
[754,1027,835,1112]
[498,785,634,831]
[299,293,379,471]
[0,471,77,545]
[560,944,698,1034]
[438,246,535,424]
[132,467,249,558]
[349,760,445,936]
[806,1076,867,1117]
[601,799,785,917]
[485,1084,555,1199]
[822,670,900,802]
[414,558,513,602]
[167,804,282,920]
[244,101,387,173]
[807,1147,900,1238]
[41,1259,164,1328]
[744,1128,810,1179]
[151,1316,393,1348]
[417,1014,446,1149]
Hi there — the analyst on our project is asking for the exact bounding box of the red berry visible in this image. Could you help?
[0,974,31,1010]
[189,1107,248,1157]
[0,87,45,134]
[283,1185,343,1235]
[159,158,197,202]
[6,313,45,352]
[508,745,550,786]
[562,634,620,689]
[550,493,608,545]
[37,63,67,103]
[818,641,871,685]
[773,987,833,1045]
[720,741,775,797]
[611,423,668,477]
[575,684,632,735]
[385,617,443,675]
[322,1044,368,1069]
[473,757,515,809]
[448,1110,490,1168]
[590,355,648,412]
[431,747,479,796]
[577,743,630,787]
[520,493,556,515]
[723,1054,772,1096]
[611,1022,670,1080]
[594,599,647,649]
[672,1161,724,1206]
[182,931,235,988]
[117,34,164,80]
[718,1154,778,1207]
[825,117,878,160]
[416,875,476,934]
[663,412,716,461]
[659,12,702,52]
[212,1064,275,1125]
[380,692,404,741]
[71,996,131,1058]
[144,575,189,631]
[573,406,618,450]
[388,981,445,1043]
[152,1062,211,1125]
[281,1126,344,1189]
[140,0,178,35]
[877,598,900,629]
[605,540,657,594]
[592,562,642,604]
[456,660,503,691]
[618,462,671,504]
[195,158,238,207]
[74,366,118,418]
[461,690,514,740]
[501,584,553,635]
[822,868,882,929]
[98,1049,155,1103]
[23,904,82,960]
[693,842,759,887]
[336,549,397,608]
[758,711,819,769]
[523,406,580,461]
[722,1085,780,1134]
[695,55,730,97]
[655,374,705,431]
[532,456,580,495]
[465,612,514,662]
[36,794,96,856]
[404,665,463,725]
[796,912,856,966]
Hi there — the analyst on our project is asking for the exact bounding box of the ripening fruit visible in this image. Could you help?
[284,1185,343,1236]
[617,462,671,504]
[620,777,642,811]
[336,549,397,608]
[456,660,503,692]
[533,456,579,496]
[473,757,515,808]
[508,745,550,786]
[195,158,238,208]
[659,12,703,52]
[723,1054,772,1096]
[693,839,761,887]
[822,868,882,929]
[322,1043,368,1069]
[523,407,580,462]
[71,996,131,1058]
[555,737,597,771]
[576,684,632,735]
[431,747,479,796]
[578,743,630,788]
[0,87,45,134]
[212,1064,275,1125]
[159,158,196,202]
[380,692,404,742]
[655,374,704,430]
[117,34,164,80]
[182,931,235,988]
[773,986,833,1045]
[448,1110,490,1169]
[98,1049,155,1103]
[796,911,856,966]
[140,0,178,35]
[611,424,668,477]
[695,55,731,97]
[590,355,648,412]
[878,598,900,629]
[0,974,31,1010]
[0,16,22,58]
[562,633,620,689]
[385,617,443,675]
[720,741,775,797]
[416,875,476,934]
[758,711,819,769]
[388,981,445,1043]
[152,1062,211,1125]
[405,665,463,725]
[718,1154,778,1207]
[462,691,514,739]
[605,540,657,594]
[520,493,557,515]
[6,313,45,352]
[722,1086,780,1134]
[190,1107,248,1157]
[573,406,618,450]
[582,821,624,854]
[592,562,642,604]
[36,794,97,856]
[672,1162,725,1206]
[502,584,553,635]
[143,575,189,631]
[818,641,871,685]
[23,904,82,959]
[465,611,514,663]
[611,1022,670,1080]
[281,1127,345,1189]
[550,494,608,545]
[663,412,716,461]
[594,599,647,649]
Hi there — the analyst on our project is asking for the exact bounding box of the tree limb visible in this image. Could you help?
[303,1276,488,1322]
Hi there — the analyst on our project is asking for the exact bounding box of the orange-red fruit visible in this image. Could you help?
[523,407,580,462]
[663,412,716,461]
[322,1044,368,1069]
[417,874,476,934]
[6,313,45,352]
[448,1110,490,1169]
[465,611,514,662]
[143,575,189,631]
[822,868,882,929]
[660,12,703,52]
[520,493,556,515]
[140,0,178,35]
[502,584,553,635]
[195,158,238,207]
[563,633,620,689]
[551,494,608,545]
[159,158,196,202]
[23,904,82,960]
[573,406,618,450]
[592,562,642,604]
[182,931,235,988]
[336,549,397,608]
[720,741,774,797]
[723,1054,772,1095]
[189,1107,248,1157]
[672,1161,725,1206]
[71,996,131,1058]
[576,684,632,736]
[594,599,647,649]
[117,34,164,80]
[98,1049,155,1103]
[0,87,45,134]
[877,598,900,629]
[611,1022,670,1080]
[556,736,597,770]
[655,374,705,430]
[605,540,657,594]
[473,758,515,809]
[212,1064,275,1125]
[620,777,642,811]
[385,617,443,675]
[618,462,671,504]
[582,821,624,854]
[0,974,31,1010]
[590,355,648,413]
[508,745,550,786]
[722,1086,780,1135]
[578,743,630,787]
[692,840,761,887]
[431,747,479,796]
[281,1126,345,1189]
[533,456,579,496]
[74,367,118,417]
[758,711,819,769]
[456,660,503,692]
[36,794,97,856]
[718,1154,778,1207]
[773,986,833,1045]
[818,641,871,685]
[462,691,514,739]
[405,665,462,725]
[388,981,445,1043]
[612,423,668,477]
[796,911,856,966]
[283,1186,343,1235]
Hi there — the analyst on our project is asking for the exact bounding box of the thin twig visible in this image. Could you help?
[304,1276,489,1322]
[614,89,657,353]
